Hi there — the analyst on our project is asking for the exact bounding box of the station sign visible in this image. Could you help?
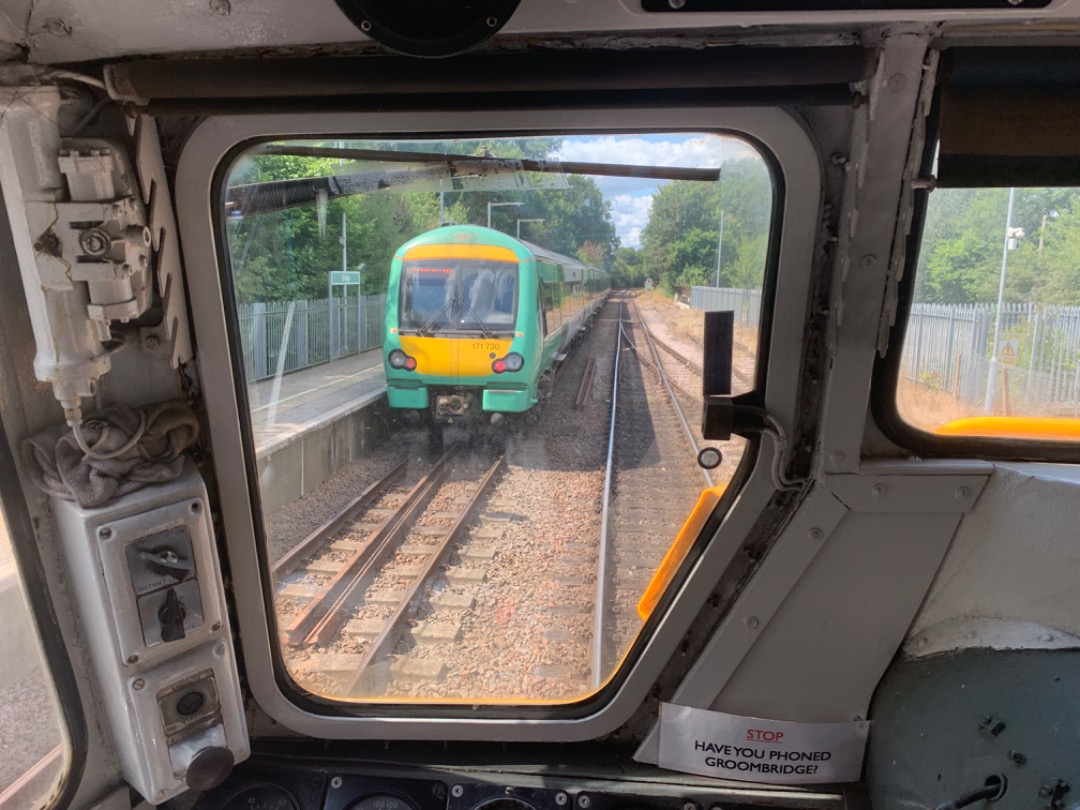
[330,271,361,285]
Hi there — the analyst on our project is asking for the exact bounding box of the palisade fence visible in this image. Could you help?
[902,302,1080,414]
[237,294,386,382]
[688,286,762,327]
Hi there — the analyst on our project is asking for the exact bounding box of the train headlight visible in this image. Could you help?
[492,353,523,374]
[389,349,416,371]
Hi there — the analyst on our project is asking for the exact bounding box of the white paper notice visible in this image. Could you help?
[658,703,870,784]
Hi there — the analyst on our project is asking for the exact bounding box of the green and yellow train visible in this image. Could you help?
[383,225,610,424]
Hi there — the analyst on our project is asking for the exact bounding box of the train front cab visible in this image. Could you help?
[2,13,1080,810]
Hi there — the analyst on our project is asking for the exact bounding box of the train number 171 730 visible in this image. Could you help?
[472,342,503,351]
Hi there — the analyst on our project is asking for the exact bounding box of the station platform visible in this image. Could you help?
[248,350,391,512]
[249,349,386,455]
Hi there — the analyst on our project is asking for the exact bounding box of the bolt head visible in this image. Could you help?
[807,528,823,541]
[578,796,591,809]
[870,483,887,497]
[955,486,971,500]
[745,616,760,630]
[451,785,464,798]
[331,777,343,789]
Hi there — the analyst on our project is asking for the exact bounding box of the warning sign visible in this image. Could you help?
[658,704,870,784]
[997,338,1019,365]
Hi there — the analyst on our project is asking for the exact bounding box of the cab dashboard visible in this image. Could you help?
[197,750,846,810]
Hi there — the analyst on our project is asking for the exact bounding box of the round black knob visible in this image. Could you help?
[185,746,235,791]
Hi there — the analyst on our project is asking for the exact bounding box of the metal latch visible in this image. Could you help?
[700,310,768,440]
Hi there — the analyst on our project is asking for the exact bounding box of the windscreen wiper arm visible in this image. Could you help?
[418,299,454,336]
[457,297,497,340]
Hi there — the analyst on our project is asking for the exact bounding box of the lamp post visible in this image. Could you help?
[487,201,522,229]
[984,187,1019,412]
[517,218,544,239]
[714,209,725,287]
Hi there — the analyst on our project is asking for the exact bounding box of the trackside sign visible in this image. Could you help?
[658,704,870,784]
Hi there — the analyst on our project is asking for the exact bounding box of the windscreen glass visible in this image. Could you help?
[898,186,1080,442]
[401,259,518,332]
[220,134,774,705]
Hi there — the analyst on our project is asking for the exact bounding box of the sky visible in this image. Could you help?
[553,134,757,248]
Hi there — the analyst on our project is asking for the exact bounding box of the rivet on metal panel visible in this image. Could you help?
[871,483,888,497]
[486,16,499,27]
[684,802,698,810]
[887,73,908,92]
[807,528,824,541]
[955,486,971,500]
[99,527,113,539]
[209,0,232,15]
[578,795,591,809]
[132,678,145,690]
[745,616,760,630]
[1009,751,1026,766]
[331,777,343,790]
[555,794,568,806]
[360,19,373,32]
[861,254,879,270]
[451,785,464,798]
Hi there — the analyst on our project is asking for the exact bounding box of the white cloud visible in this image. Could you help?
[555,135,755,170]
[552,134,758,249]
[611,193,653,248]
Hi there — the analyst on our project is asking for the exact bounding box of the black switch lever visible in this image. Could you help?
[159,588,187,642]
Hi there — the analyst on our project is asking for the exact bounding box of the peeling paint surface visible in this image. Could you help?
[1,0,1078,64]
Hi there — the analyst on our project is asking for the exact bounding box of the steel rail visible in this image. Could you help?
[631,300,714,488]
[272,459,408,578]
[283,452,453,645]
[344,452,507,696]
[593,299,624,689]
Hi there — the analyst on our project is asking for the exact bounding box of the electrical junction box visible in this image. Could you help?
[50,460,249,803]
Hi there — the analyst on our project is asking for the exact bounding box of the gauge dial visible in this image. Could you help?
[219,784,300,810]
[472,800,538,810]
[352,795,419,810]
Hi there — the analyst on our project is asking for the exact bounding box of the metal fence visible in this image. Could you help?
[688,286,762,328]
[901,302,1080,414]
[237,294,386,382]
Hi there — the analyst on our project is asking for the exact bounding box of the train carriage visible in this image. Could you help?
[383,225,609,423]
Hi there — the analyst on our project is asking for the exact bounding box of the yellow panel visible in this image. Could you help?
[402,244,520,262]
[458,339,514,376]
[637,482,729,620]
[399,335,457,376]
[934,416,1080,441]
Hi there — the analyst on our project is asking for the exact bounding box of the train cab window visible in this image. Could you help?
[0,500,68,805]
[218,133,774,705]
[893,185,1080,446]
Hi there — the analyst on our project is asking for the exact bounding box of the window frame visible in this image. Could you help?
[0,418,85,809]
[872,120,1080,464]
[175,105,821,740]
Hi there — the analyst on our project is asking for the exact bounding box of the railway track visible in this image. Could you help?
[594,298,718,679]
[273,450,510,696]
[269,293,745,701]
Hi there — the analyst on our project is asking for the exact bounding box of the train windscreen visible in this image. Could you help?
[400,259,518,333]
[219,132,774,707]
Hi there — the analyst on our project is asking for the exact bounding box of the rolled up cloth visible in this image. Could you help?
[22,401,200,509]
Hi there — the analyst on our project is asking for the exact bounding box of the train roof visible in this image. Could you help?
[400,225,607,275]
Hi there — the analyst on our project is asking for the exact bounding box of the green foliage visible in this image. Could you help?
[639,157,772,295]
[224,139,616,304]
[916,187,1080,306]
